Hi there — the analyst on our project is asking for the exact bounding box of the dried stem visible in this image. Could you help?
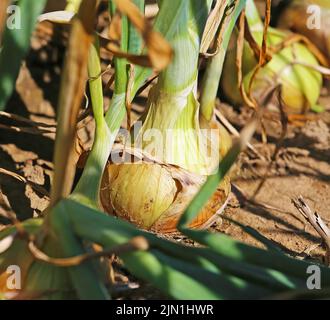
[28,236,149,267]
[292,196,330,266]
[251,88,288,200]
[0,168,49,197]
[214,108,266,161]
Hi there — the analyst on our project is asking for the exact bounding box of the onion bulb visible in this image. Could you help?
[221,0,323,113]
[101,153,231,233]
[100,86,232,233]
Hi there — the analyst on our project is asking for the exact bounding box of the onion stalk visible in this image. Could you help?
[66,0,82,13]
[100,0,235,233]
[221,0,323,113]
[200,0,247,122]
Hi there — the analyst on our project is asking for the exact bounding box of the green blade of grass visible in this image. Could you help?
[108,0,129,95]
[57,199,225,300]
[193,248,305,290]
[182,229,330,286]
[135,249,272,299]
[60,199,314,298]
[24,237,73,300]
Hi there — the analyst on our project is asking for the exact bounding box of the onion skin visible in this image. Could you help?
[100,117,232,234]
[101,163,177,230]
[101,162,231,233]
[151,176,230,233]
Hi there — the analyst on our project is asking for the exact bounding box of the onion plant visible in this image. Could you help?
[221,0,324,113]
[1,0,330,300]
[100,0,234,232]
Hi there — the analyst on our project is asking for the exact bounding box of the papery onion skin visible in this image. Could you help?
[101,162,231,233]
[101,163,177,230]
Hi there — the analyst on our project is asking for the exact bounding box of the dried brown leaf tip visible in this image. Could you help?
[201,0,228,55]
[104,0,173,70]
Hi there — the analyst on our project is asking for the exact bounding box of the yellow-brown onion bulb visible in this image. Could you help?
[100,86,232,233]
[221,0,323,113]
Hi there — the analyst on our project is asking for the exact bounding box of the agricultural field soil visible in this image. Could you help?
[0,21,329,299]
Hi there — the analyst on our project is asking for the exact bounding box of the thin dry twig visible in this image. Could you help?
[0,111,56,128]
[0,123,55,135]
[125,64,135,130]
[251,88,288,200]
[260,0,271,66]
[247,0,272,101]
[239,0,272,143]
[236,10,256,109]
[214,109,266,161]
[243,18,271,62]
[0,168,49,197]
[28,236,149,267]
[270,33,329,68]
[292,196,330,266]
